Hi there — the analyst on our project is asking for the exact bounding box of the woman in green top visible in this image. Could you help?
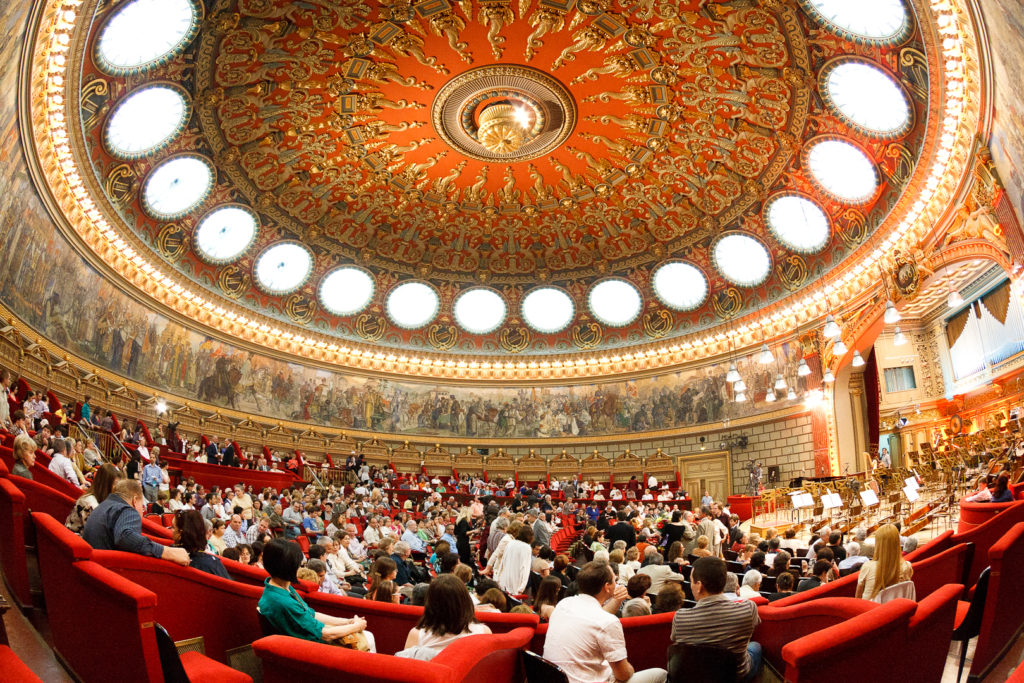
[258,539,375,650]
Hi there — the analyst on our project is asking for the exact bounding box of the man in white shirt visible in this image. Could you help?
[362,517,382,546]
[544,561,667,683]
[345,524,368,561]
[48,439,81,487]
[401,520,427,552]
[222,515,247,548]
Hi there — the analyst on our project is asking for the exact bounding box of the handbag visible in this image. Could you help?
[339,631,371,652]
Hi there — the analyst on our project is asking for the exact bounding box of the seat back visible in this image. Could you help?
[911,542,972,600]
[521,650,569,683]
[12,476,76,527]
[899,583,962,683]
[754,597,877,673]
[0,478,30,607]
[952,500,1024,586]
[872,580,916,604]
[154,623,190,683]
[432,628,532,682]
[667,642,739,683]
[972,520,1024,679]
[954,567,990,641]
[619,611,675,672]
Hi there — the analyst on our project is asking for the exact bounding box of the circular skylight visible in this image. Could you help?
[521,287,575,334]
[803,0,909,43]
[713,234,772,287]
[254,243,313,295]
[806,139,878,204]
[454,288,507,334]
[824,61,911,136]
[142,155,213,220]
[319,267,375,317]
[386,282,440,329]
[765,195,830,253]
[105,85,189,159]
[652,262,708,311]
[194,205,258,263]
[588,280,642,327]
[96,0,200,74]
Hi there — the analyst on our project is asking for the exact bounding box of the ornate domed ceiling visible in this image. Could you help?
[69,0,930,356]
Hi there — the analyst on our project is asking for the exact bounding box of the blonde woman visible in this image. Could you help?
[11,433,36,479]
[855,524,913,600]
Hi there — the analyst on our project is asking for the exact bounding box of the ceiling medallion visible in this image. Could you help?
[432,65,576,162]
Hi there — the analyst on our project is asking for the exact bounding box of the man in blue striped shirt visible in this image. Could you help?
[83,479,189,566]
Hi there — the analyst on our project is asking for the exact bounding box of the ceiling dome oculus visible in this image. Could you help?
[802,0,910,44]
[454,288,507,334]
[386,282,440,329]
[765,195,831,253]
[104,85,189,159]
[95,0,200,75]
[319,267,375,317]
[652,262,709,312]
[194,205,257,264]
[254,243,313,295]
[521,287,575,334]
[806,139,878,204]
[141,155,213,220]
[823,60,911,136]
[713,234,772,287]
[588,280,643,327]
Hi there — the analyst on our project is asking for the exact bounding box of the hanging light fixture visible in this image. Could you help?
[733,378,747,393]
[726,362,741,383]
[774,373,787,390]
[940,249,964,309]
[759,342,774,365]
[884,299,901,324]
[765,389,776,402]
[833,339,848,356]
[735,391,747,403]
[823,314,841,339]
[893,326,907,346]
[823,368,835,383]
[852,350,865,367]
[797,358,811,376]
[787,387,797,400]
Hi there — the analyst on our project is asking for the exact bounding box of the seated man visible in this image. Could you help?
[401,520,427,553]
[671,557,761,683]
[544,561,667,683]
[83,479,189,566]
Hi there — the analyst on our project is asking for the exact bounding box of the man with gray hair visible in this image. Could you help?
[533,511,553,548]
[401,520,426,552]
[838,541,869,572]
[854,526,874,559]
[391,541,413,586]
[637,552,686,595]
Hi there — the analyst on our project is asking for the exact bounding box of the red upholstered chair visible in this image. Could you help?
[618,611,675,672]
[91,549,264,663]
[898,583,962,683]
[253,627,534,683]
[0,477,31,607]
[766,569,860,608]
[141,515,174,540]
[753,597,877,673]
[26,462,83,499]
[303,590,426,655]
[951,500,1024,587]
[0,645,43,682]
[0,445,13,470]
[14,479,76,545]
[780,599,916,682]
[904,529,955,564]
[219,555,270,585]
[910,542,972,600]
[968,521,1024,680]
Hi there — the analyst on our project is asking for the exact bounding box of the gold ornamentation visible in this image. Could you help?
[104,164,136,206]
[355,313,387,341]
[284,293,316,324]
[836,208,868,248]
[80,78,108,131]
[477,104,526,154]
[641,309,673,338]
[571,321,602,348]
[427,323,459,350]
[499,325,531,353]
[776,253,808,291]
[478,0,514,59]
[711,288,743,319]
[155,223,187,261]
[217,265,250,299]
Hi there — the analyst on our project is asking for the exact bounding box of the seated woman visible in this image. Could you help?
[365,556,399,601]
[400,574,492,659]
[66,463,121,534]
[692,535,713,558]
[258,539,375,651]
[739,570,762,599]
[532,575,562,621]
[176,510,231,580]
[10,433,36,480]
[989,472,1014,503]
[855,524,913,601]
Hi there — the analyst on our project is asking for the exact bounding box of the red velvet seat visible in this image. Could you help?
[11,477,76,546]
[968,521,1024,680]
[899,583,962,683]
[910,542,972,599]
[253,627,534,683]
[754,598,877,672]
[618,611,675,671]
[0,645,43,682]
[0,477,31,607]
[781,599,916,682]
[765,568,859,608]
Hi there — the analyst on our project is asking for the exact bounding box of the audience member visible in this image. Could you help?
[11,433,36,479]
[856,524,913,600]
[400,574,492,659]
[83,479,189,566]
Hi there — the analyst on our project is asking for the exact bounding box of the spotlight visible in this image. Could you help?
[759,343,774,364]
[884,300,901,324]
[893,327,907,346]
[797,358,811,376]
[822,314,841,339]
[726,362,740,383]
[155,399,167,414]
[774,374,786,390]
[851,350,865,367]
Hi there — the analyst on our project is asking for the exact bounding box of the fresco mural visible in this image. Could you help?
[0,0,814,438]
[984,0,1024,224]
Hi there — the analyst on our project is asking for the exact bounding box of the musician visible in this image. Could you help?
[879,448,892,469]
[748,462,763,496]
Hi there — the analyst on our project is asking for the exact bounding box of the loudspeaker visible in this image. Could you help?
[767,466,780,483]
